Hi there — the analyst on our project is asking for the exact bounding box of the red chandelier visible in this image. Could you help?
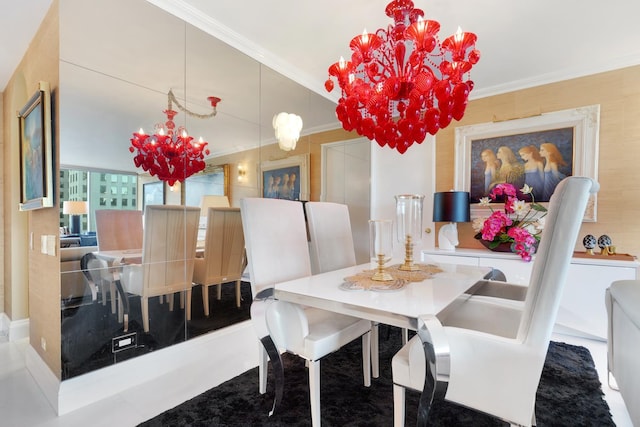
[325,0,480,154]
[130,90,221,186]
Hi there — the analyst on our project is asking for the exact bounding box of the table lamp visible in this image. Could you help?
[63,201,88,235]
[433,191,470,251]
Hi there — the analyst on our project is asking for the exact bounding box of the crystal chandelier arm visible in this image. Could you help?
[167,89,220,119]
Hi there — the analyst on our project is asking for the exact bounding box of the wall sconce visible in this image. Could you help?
[273,112,303,151]
[237,164,247,182]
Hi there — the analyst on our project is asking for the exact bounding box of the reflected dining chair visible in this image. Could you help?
[120,205,200,333]
[84,209,144,315]
[305,201,380,378]
[391,176,599,427]
[192,207,246,316]
[197,195,231,243]
[241,197,372,426]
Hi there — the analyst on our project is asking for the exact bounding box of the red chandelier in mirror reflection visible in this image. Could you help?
[325,0,480,154]
[129,91,221,186]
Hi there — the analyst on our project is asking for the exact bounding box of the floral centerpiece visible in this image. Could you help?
[473,183,547,261]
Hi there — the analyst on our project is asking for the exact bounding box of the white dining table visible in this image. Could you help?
[264,260,494,426]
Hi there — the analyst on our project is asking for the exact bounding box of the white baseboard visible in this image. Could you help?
[27,320,258,416]
[0,313,29,341]
[0,312,9,339]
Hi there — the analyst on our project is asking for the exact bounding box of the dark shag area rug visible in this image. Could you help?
[139,326,613,426]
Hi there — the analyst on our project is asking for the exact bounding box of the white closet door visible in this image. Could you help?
[321,138,371,264]
[370,136,436,259]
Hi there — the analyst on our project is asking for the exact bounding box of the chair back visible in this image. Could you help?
[141,205,200,296]
[240,198,311,295]
[95,209,143,251]
[518,176,599,347]
[196,207,246,284]
[199,195,230,213]
[305,202,357,274]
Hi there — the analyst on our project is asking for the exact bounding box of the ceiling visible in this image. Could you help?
[3,0,640,173]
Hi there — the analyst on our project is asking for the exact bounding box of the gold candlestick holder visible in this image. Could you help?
[399,234,421,271]
[371,253,393,281]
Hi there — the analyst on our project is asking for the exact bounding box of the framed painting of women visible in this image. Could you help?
[455,105,600,221]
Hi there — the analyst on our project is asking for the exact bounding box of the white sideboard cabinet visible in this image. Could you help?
[422,248,639,340]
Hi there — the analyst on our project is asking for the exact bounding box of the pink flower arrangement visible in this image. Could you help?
[473,183,547,261]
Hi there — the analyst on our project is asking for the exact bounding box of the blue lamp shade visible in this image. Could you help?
[433,191,470,223]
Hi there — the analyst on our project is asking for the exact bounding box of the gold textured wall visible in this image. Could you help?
[436,66,640,257]
[3,1,61,377]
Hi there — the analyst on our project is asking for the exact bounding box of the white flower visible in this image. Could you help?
[521,184,533,195]
[534,216,545,231]
[513,200,527,215]
[472,217,486,233]
[479,197,491,207]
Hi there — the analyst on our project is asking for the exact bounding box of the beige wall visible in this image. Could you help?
[435,65,640,257]
[209,128,359,206]
[3,1,61,377]
[217,67,640,261]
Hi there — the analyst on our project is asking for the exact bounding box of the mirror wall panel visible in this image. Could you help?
[57,0,347,380]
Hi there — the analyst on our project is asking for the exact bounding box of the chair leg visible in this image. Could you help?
[393,384,406,427]
[401,327,408,345]
[202,284,210,317]
[186,289,192,321]
[142,297,150,333]
[362,332,371,387]
[101,282,108,306]
[168,294,175,311]
[217,283,222,300]
[180,291,185,309]
[309,359,321,427]
[371,323,380,378]
[235,280,241,308]
[109,282,117,314]
[259,344,268,394]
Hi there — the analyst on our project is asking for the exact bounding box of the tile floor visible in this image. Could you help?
[0,332,632,427]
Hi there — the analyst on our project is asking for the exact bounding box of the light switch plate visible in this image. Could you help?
[46,235,56,256]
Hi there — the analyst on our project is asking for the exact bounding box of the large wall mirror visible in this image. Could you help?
[57,0,347,379]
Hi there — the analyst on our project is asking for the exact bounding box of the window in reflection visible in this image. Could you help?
[59,168,138,234]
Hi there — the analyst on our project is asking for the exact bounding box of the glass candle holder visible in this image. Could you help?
[395,194,425,271]
[369,219,393,281]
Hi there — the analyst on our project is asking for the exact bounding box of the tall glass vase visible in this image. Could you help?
[395,194,425,271]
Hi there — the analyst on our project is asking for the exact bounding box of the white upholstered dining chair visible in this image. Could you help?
[120,205,200,333]
[192,207,246,316]
[392,176,599,426]
[240,197,372,426]
[305,201,380,378]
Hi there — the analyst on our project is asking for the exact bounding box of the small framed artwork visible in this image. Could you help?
[142,181,165,211]
[18,81,54,211]
[455,105,600,221]
[261,154,309,201]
